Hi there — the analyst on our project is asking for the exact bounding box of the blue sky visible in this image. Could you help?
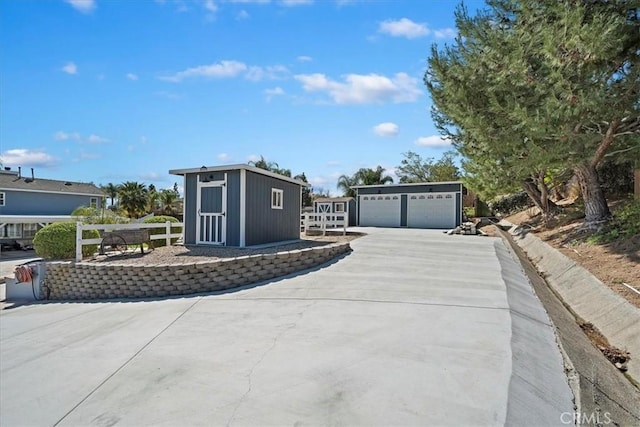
[0,0,484,196]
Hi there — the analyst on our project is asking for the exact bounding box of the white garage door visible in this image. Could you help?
[359,194,401,227]
[407,193,456,229]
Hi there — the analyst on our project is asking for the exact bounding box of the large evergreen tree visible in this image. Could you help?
[427,0,640,223]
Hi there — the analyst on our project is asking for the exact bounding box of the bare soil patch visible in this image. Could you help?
[504,205,640,309]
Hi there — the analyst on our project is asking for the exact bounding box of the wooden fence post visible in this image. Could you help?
[75,221,83,262]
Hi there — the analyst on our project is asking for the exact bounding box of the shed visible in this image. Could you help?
[353,182,465,229]
[313,197,356,227]
[169,164,309,247]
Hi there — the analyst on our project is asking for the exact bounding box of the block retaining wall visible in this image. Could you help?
[42,242,351,300]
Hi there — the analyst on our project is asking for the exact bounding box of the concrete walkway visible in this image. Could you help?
[0,228,573,426]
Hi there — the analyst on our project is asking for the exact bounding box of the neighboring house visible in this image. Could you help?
[313,197,356,227]
[0,168,104,247]
[353,181,465,229]
[169,164,309,247]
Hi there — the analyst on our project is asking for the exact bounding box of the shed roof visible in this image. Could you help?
[169,164,310,187]
[351,181,463,189]
[314,197,354,202]
[0,173,104,196]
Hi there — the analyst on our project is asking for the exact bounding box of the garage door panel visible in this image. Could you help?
[359,195,401,227]
[407,193,456,229]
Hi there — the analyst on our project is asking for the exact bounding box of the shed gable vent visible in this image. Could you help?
[446,194,453,199]
[392,196,398,200]
[419,195,425,199]
[377,196,383,200]
[428,195,434,199]
[384,196,390,200]
[410,196,417,199]
[363,196,369,200]
[437,195,443,199]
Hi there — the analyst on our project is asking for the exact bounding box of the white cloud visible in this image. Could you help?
[140,136,148,144]
[54,131,108,144]
[54,131,81,141]
[373,122,399,137]
[279,0,313,5]
[236,9,250,19]
[309,176,329,187]
[64,0,96,14]
[434,28,456,39]
[217,153,231,162]
[379,18,428,39]
[245,64,289,81]
[79,151,101,160]
[126,73,139,80]
[264,86,285,101]
[0,149,57,167]
[297,55,313,62]
[62,62,77,75]
[160,60,247,82]
[294,72,422,104]
[85,134,109,144]
[203,0,217,12]
[414,135,452,147]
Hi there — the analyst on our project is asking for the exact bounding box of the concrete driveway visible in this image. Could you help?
[0,228,573,426]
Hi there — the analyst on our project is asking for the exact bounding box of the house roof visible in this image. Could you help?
[0,173,104,196]
[314,197,354,202]
[169,164,310,187]
[351,181,463,189]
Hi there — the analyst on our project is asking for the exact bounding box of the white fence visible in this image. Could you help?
[301,213,347,236]
[75,221,183,262]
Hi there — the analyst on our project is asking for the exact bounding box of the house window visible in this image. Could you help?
[23,224,39,239]
[0,192,4,206]
[271,188,283,209]
[4,224,21,238]
[90,197,98,209]
[335,203,345,213]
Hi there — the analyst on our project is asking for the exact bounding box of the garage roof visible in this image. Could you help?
[351,181,463,189]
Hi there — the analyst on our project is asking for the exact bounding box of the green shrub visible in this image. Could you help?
[488,191,533,216]
[142,215,182,248]
[589,200,640,243]
[33,222,100,260]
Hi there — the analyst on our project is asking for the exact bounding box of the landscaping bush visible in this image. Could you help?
[33,222,100,260]
[487,191,534,216]
[142,215,182,248]
[589,199,640,243]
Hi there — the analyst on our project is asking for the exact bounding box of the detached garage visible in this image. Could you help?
[354,182,465,229]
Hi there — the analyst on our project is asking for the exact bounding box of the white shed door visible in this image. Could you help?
[407,193,456,229]
[359,194,401,227]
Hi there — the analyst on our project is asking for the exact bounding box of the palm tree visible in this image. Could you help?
[159,189,180,215]
[249,155,291,177]
[101,183,121,207]
[356,166,394,186]
[118,181,148,218]
[336,174,358,198]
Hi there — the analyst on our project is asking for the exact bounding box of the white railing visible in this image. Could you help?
[75,221,183,262]
[301,213,347,236]
[197,213,224,245]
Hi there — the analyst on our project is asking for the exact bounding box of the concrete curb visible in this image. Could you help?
[505,222,640,384]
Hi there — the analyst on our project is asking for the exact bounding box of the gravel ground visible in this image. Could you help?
[89,232,361,265]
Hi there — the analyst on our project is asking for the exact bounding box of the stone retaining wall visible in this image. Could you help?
[42,242,351,300]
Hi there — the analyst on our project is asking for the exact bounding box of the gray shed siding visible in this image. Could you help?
[183,170,241,246]
[225,171,241,246]
[183,175,198,244]
[0,190,102,215]
[245,171,300,246]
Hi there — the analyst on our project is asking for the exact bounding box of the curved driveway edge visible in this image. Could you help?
[506,222,640,383]
[1,228,573,426]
